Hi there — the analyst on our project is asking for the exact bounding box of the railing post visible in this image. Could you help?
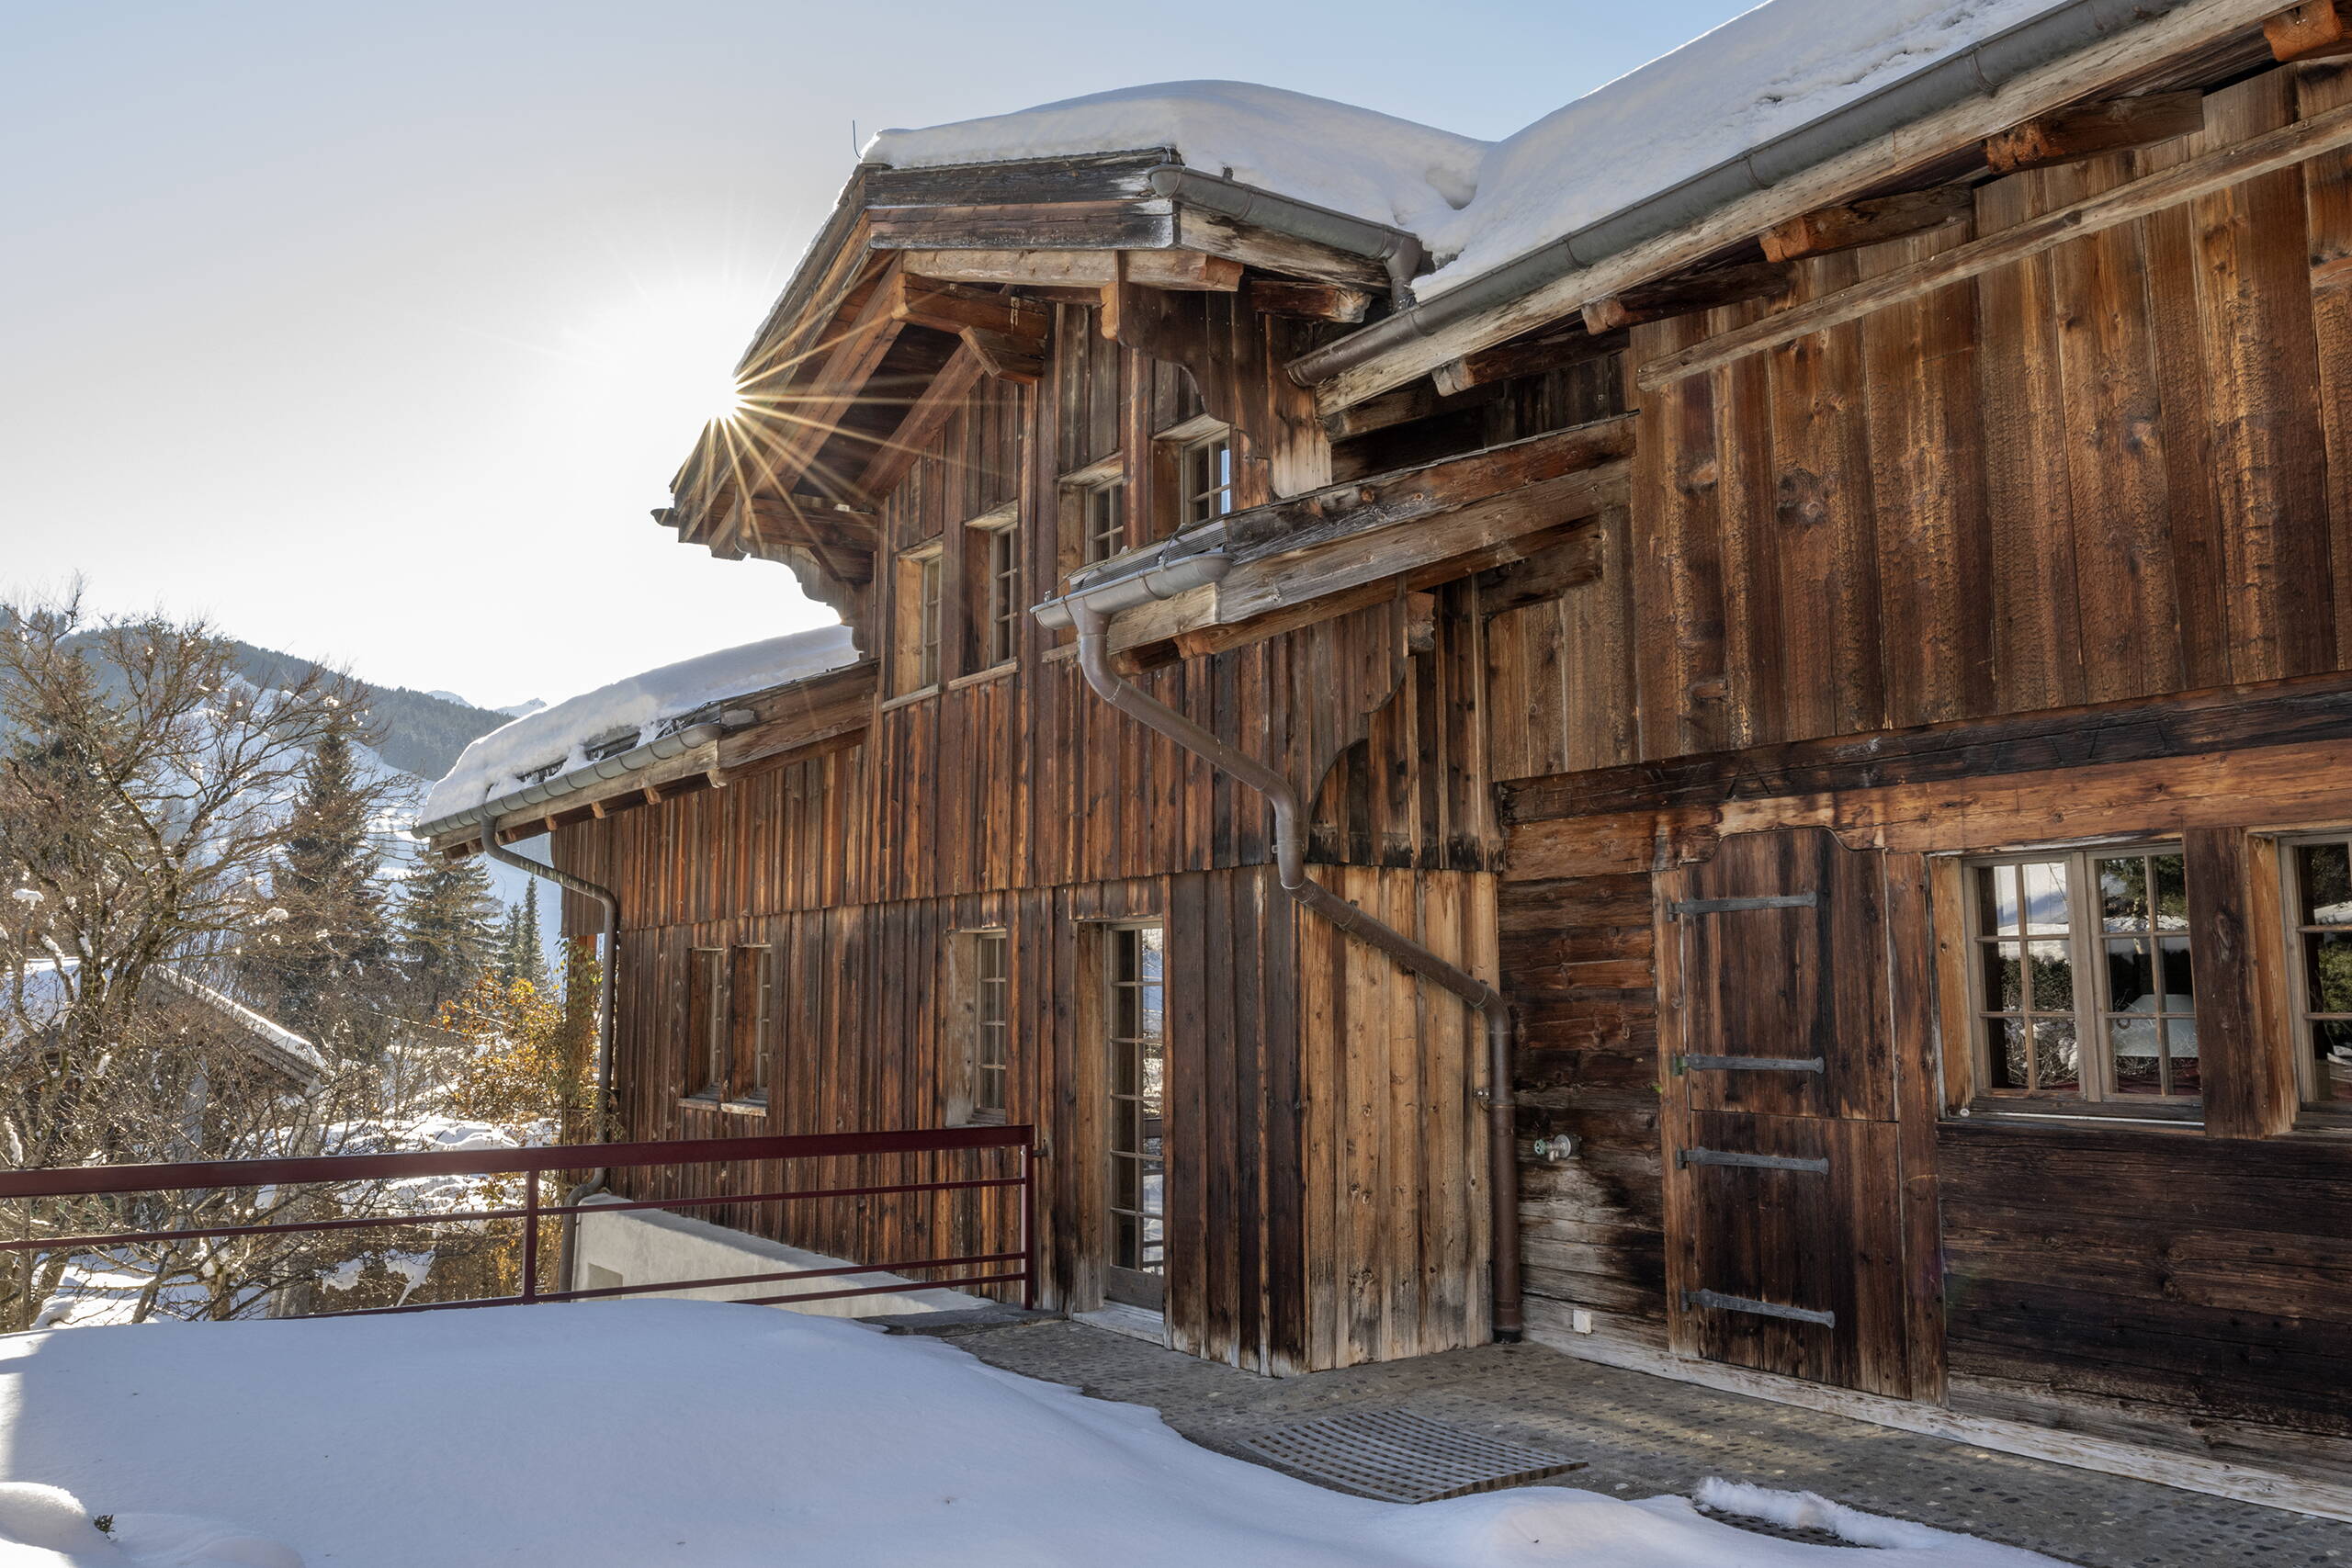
[1021,1137,1038,1311]
[522,1169,539,1303]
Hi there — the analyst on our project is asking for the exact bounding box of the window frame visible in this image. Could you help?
[951,928,1011,1127]
[2277,830,2352,1109]
[891,541,944,696]
[1102,920,1167,1310]
[1081,478,1128,565]
[683,942,771,1111]
[964,506,1021,671]
[1959,844,2202,1112]
[1176,429,1234,526]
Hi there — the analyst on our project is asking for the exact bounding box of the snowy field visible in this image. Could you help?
[0,1301,2073,1567]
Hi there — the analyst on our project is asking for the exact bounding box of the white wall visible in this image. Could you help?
[572,1198,988,1318]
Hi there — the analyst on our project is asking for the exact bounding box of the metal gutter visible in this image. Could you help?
[410,713,753,845]
[1288,0,2201,387]
[1035,557,1524,1343]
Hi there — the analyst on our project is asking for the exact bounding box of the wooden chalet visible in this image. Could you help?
[423,0,2352,1518]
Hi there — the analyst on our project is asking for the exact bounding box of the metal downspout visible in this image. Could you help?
[1066,601,1522,1343]
[472,820,620,1296]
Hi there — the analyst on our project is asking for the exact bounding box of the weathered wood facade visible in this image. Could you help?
[424,3,2352,1517]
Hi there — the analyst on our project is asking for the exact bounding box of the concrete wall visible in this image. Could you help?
[573,1199,986,1318]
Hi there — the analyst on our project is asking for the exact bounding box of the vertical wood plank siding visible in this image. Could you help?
[1488,62,2352,1486]
[1486,67,2352,780]
[555,297,1498,1373]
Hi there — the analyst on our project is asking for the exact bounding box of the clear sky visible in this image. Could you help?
[3,0,1756,708]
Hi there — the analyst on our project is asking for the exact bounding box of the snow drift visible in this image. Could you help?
[0,1301,2071,1566]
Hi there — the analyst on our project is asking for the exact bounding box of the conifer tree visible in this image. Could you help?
[397,853,499,1018]
[498,880,547,995]
[240,704,396,1054]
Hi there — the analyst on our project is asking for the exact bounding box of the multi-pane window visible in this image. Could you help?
[893,546,943,694]
[1083,479,1126,563]
[1967,849,2199,1104]
[686,945,770,1104]
[1105,923,1166,1304]
[978,521,1020,669]
[1180,432,1234,525]
[971,931,1009,1120]
[2284,836,2352,1105]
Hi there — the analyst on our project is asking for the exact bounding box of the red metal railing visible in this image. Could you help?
[0,1125,1036,1316]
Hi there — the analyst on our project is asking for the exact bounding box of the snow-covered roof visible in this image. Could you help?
[866,81,1486,239]
[1417,0,2072,298]
[864,0,2078,301]
[419,625,860,826]
[11,960,324,1081]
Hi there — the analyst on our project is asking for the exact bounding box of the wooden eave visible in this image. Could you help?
[435,660,879,854]
[658,149,1425,632]
[1090,413,1634,661]
[1299,2,2288,413]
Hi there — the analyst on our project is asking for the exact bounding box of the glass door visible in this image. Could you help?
[1103,924,1166,1310]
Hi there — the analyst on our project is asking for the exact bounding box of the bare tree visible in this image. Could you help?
[0,592,435,1326]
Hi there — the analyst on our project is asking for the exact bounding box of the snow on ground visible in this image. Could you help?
[419,624,859,826]
[866,81,1487,237]
[0,1301,2071,1568]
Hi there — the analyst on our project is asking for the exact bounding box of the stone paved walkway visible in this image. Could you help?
[891,1315,2352,1567]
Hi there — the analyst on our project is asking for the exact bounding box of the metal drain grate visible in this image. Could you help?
[1235,1409,1584,1503]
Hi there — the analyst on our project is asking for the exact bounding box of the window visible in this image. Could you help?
[892,544,943,694]
[972,931,1009,1120]
[967,513,1020,670]
[1965,849,2199,1105]
[2282,836,2352,1106]
[1179,432,1234,525]
[685,944,770,1106]
[1083,479,1126,564]
[1103,923,1166,1306]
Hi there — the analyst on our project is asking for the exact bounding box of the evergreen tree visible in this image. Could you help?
[498,880,547,994]
[241,705,395,1054]
[397,853,499,1018]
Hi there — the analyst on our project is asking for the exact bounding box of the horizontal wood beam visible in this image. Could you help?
[868,198,1175,254]
[888,275,1047,339]
[2267,0,2352,60]
[1758,186,1977,263]
[1432,326,1627,398]
[1984,89,2205,173]
[963,326,1045,384]
[1299,0,2284,412]
[1174,209,1393,291]
[1503,666,2352,823]
[901,247,1241,291]
[741,494,879,556]
[1639,92,2352,389]
[1320,379,1504,442]
[854,344,985,499]
[1249,278,1372,322]
[1101,416,1635,653]
[1581,261,1792,333]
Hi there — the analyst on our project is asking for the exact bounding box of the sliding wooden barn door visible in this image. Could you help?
[1657,828,1923,1398]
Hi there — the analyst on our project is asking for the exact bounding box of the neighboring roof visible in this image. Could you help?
[865,80,1487,240]
[13,960,324,1083]
[417,625,861,828]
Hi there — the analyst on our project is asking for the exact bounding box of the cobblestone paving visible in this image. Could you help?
[902,1317,2352,1567]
